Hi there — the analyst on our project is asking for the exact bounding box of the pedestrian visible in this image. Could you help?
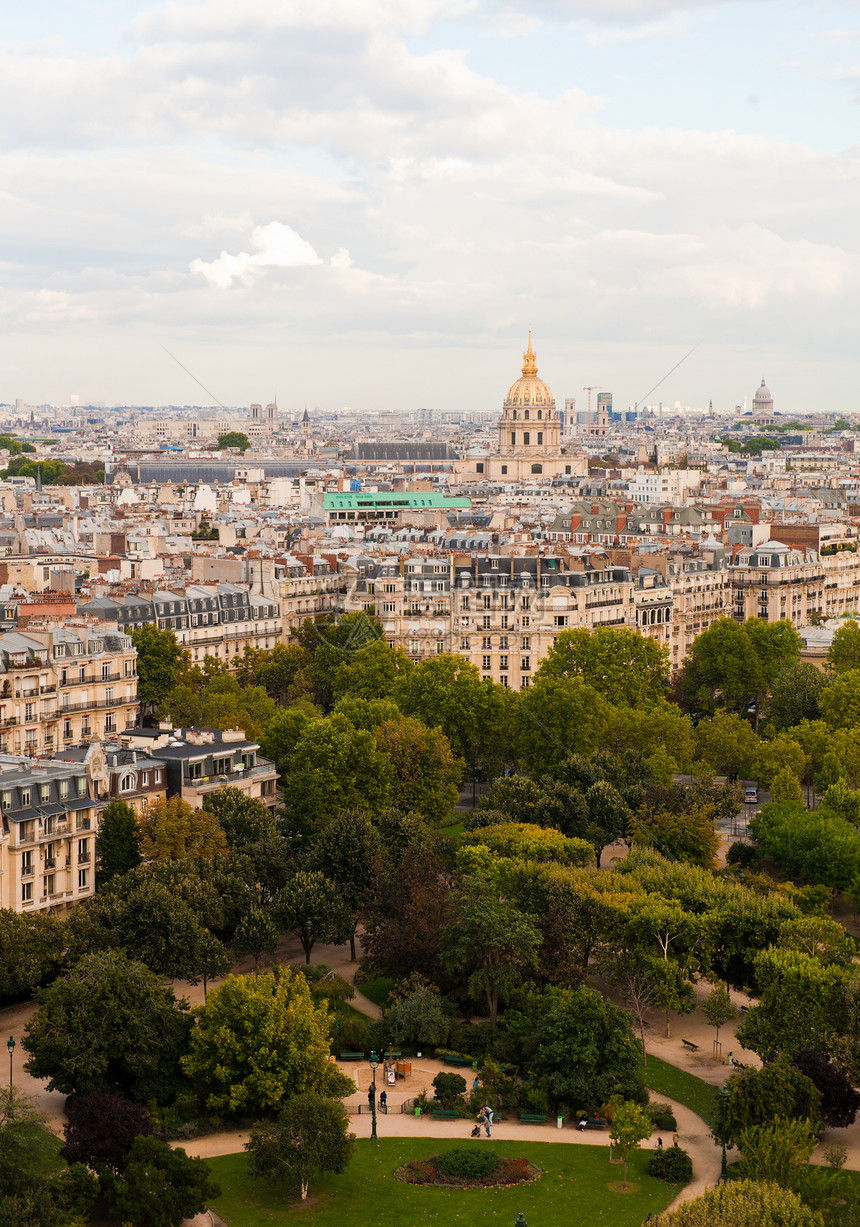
[657,1136,663,1149]
[476,1108,486,1137]
[672,1132,679,1148]
[367,1085,375,1111]
[379,1089,387,1113]
[482,1103,493,1137]
[727,1051,733,1066]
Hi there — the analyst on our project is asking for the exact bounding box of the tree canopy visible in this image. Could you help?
[535,626,669,707]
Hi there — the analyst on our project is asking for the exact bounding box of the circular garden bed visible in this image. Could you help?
[396,1147,543,1188]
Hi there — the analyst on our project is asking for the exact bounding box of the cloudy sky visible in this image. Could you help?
[2,0,859,414]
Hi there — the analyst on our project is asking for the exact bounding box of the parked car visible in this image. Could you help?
[744,785,758,805]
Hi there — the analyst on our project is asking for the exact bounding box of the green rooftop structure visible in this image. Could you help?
[323,491,471,522]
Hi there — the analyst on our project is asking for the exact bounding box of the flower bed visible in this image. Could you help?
[396,1151,542,1188]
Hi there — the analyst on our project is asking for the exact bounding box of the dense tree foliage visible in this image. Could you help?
[535,626,669,707]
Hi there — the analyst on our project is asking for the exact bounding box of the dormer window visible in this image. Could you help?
[120,773,136,792]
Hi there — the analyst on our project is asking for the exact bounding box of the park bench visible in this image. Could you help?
[432,1109,460,1120]
[443,1055,468,1067]
[519,1113,547,1125]
[681,1039,699,1052]
[732,1061,747,1071]
[339,1052,365,1061]
[584,1117,607,1130]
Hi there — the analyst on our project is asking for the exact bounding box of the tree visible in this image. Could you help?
[738,948,850,1059]
[736,1116,818,1191]
[0,910,65,1002]
[233,904,279,971]
[384,983,454,1048]
[702,984,737,1054]
[306,810,382,959]
[535,626,669,707]
[516,675,609,776]
[95,799,142,885]
[744,618,803,695]
[694,710,760,780]
[440,874,541,1027]
[246,1092,356,1200]
[506,984,646,1112]
[679,619,764,713]
[819,669,860,730]
[629,805,719,868]
[102,1135,219,1227]
[827,619,860,674]
[607,1095,652,1188]
[259,702,322,776]
[331,639,412,702]
[361,846,450,981]
[751,801,860,892]
[216,430,250,451]
[282,713,394,824]
[722,1057,822,1145]
[22,951,192,1103]
[131,624,188,712]
[392,653,511,770]
[584,781,632,866]
[659,1180,824,1226]
[459,822,595,868]
[62,1091,156,1173]
[764,663,827,730]
[136,796,229,862]
[374,716,463,822]
[181,968,354,1116]
[756,734,806,790]
[770,767,803,803]
[237,642,316,705]
[166,670,277,740]
[792,1050,860,1129]
[203,786,278,850]
[272,870,353,963]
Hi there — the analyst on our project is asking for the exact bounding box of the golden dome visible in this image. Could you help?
[504,331,555,408]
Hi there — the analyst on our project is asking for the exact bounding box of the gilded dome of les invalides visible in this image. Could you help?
[504,332,555,409]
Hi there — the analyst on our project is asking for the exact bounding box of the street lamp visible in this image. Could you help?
[719,1085,728,1180]
[515,1215,528,1227]
[6,1036,14,1091]
[369,1050,379,1142]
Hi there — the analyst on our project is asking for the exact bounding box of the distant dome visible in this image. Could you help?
[505,334,555,408]
[753,378,773,408]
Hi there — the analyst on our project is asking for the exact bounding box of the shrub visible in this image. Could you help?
[432,1072,467,1107]
[329,1012,370,1055]
[727,842,761,870]
[655,1112,678,1131]
[436,1148,499,1179]
[648,1146,693,1184]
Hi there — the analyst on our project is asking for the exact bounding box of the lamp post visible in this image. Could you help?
[515,1215,527,1227]
[719,1085,728,1181]
[6,1036,14,1091]
[369,1050,379,1142]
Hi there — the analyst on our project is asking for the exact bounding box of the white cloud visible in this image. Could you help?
[190,222,323,287]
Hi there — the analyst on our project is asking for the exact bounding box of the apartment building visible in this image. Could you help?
[0,623,137,756]
[134,727,278,808]
[0,757,100,915]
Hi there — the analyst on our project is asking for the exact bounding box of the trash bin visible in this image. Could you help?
[557,1115,564,1129]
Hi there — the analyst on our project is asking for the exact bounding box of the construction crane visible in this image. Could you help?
[582,386,601,434]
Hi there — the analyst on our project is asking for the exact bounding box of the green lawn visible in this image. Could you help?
[643,1054,721,1127]
[357,975,395,1010]
[207,1137,682,1226]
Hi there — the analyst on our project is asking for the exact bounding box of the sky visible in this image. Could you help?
[1,0,859,415]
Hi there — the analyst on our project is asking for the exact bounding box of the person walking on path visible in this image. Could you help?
[482,1104,493,1137]
[379,1090,387,1113]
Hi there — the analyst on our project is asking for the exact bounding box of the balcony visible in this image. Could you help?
[21,865,34,877]
[76,818,91,831]
[43,857,55,870]
[78,853,91,864]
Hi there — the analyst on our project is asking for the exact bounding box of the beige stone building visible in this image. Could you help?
[0,623,138,756]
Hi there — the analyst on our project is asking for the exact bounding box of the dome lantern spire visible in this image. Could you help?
[522,330,538,378]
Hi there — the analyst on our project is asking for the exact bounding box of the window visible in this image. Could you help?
[25,703,35,721]
[531,463,543,474]
[0,792,9,808]
[40,785,50,802]
[521,657,531,671]
[500,675,508,687]
[78,869,88,890]
[154,770,163,784]
[77,777,87,796]
[461,596,470,610]
[500,655,508,669]
[21,882,32,904]
[510,433,516,446]
[555,615,567,627]
[522,597,531,611]
[524,432,530,445]
[500,636,509,650]
[44,874,54,896]
[482,636,492,650]
[537,433,543,445]
[460,638,470,650]
[482,655,492,670]
[120,773,136,792]
[102,663,110,680]
[522,636,530,650]
[20,788,30,807]
[78,839,89,862]
[59,779,69,798]
[501,465,508,475]
[482,615,491,629]
[140,771,149,786]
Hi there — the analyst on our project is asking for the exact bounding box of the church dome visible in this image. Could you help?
[505,334,555,408]
[753,378,772,405]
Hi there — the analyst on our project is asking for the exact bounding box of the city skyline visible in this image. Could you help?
[2,0,859,411]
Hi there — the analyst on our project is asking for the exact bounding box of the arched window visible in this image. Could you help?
[538,410,542,420]
[512,410,517,419]
[120,773,136,792]
[524,410,530,420]
[531,463,543,474]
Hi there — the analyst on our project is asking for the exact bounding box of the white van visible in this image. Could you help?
[744,786,758,805]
